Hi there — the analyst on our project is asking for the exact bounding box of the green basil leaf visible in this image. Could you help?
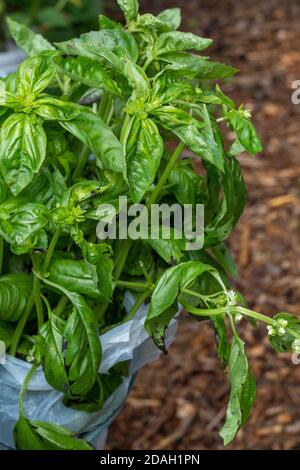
[14,416,92,450]
[0,203,49,247]
[117,0,139,23]
[154,31,212,57]
[204,157,247,246]
[0,273,32,322]
[40,312,69,393]
[99,14,122,30]
[29,421,93,450]
[60,107,124,173]
[168,159,201,205]
[160,53,238,79]
[36,97,81,121]
[146,232,186,264]
[226,110,263,155]
[14,415,46,450]
[145,260,220,349]
[153,106,223,171]
[210,243,239,279]
[48,258,101,298]
[220,337,256,445]
[0,113,47,195]
[55,30,138,70]
[17,52,57,96]
[133,14,171,33]
[123,59,150,101]
[7,17,55,56]
[213,316,231,369]
[157,8,181,30]
[41,276,101,395]
[78,237,113,302]
[59,56,121,96]
[126,117,164,203]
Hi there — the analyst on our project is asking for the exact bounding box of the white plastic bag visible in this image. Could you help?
[0,293,177,449]
[0,47,26,77]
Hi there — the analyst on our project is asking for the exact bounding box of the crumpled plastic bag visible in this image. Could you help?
[0,292,177,449]
[0,48,26,77]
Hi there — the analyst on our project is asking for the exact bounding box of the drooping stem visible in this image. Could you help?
[18,364,38,416]
[182,301,275,326]
[147,141,185,207]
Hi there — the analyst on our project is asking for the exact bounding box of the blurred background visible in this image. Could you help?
[2,0,300,451]
[106,0,300,450]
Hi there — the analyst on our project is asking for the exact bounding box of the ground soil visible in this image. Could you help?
[107,0,300,450]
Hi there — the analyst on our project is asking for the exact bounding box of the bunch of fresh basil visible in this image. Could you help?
[0,0,299,450]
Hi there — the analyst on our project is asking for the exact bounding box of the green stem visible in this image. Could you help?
[114,239,132,280]
[72,145,90,182]
[33,273,44,332]
[18,364,38,416]
[103,94,113,123]
[116,280,151,290]
[54,296,69,317]
[182,301,275,326]
[10,294,35,356]
[123,289,152,322]
[43,228,62,272]
[147,141,185,207]
[0,235,3,275]
[120,113,132,145]
[97,239,133,320]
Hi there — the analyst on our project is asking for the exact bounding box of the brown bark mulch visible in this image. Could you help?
[107,0,300,450]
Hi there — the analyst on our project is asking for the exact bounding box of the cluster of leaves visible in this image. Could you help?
[0,0,102,50]
[0,0,299,450]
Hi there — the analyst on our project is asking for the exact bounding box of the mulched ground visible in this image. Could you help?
[107,0,300,450]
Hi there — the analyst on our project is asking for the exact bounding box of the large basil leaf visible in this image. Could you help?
[117,0,139,23]
[60,107,124,173]
[157,8,181,30]
[160,53,238,79]
[17,53,57,96]
[56,30,138,71]
[7,17,55,56]
[153,31,212,56]
[145,260,220,349]
[48,258,101,298]
[40,311,69,393]
[168,159,201,205]
[0,273,32,322]
[146,232,186,264]
[123,60,150,101]
[14,416,92,450]
[0,113,47,195]
[59,56,121,95]
[36,97,81,121]
[152,106,223,171]
[41,277,101,396]
[226,110,263,156]
[220,337,256,445]
[204,157,247,247]
[0,203,49,248]
[126,117,164,203]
